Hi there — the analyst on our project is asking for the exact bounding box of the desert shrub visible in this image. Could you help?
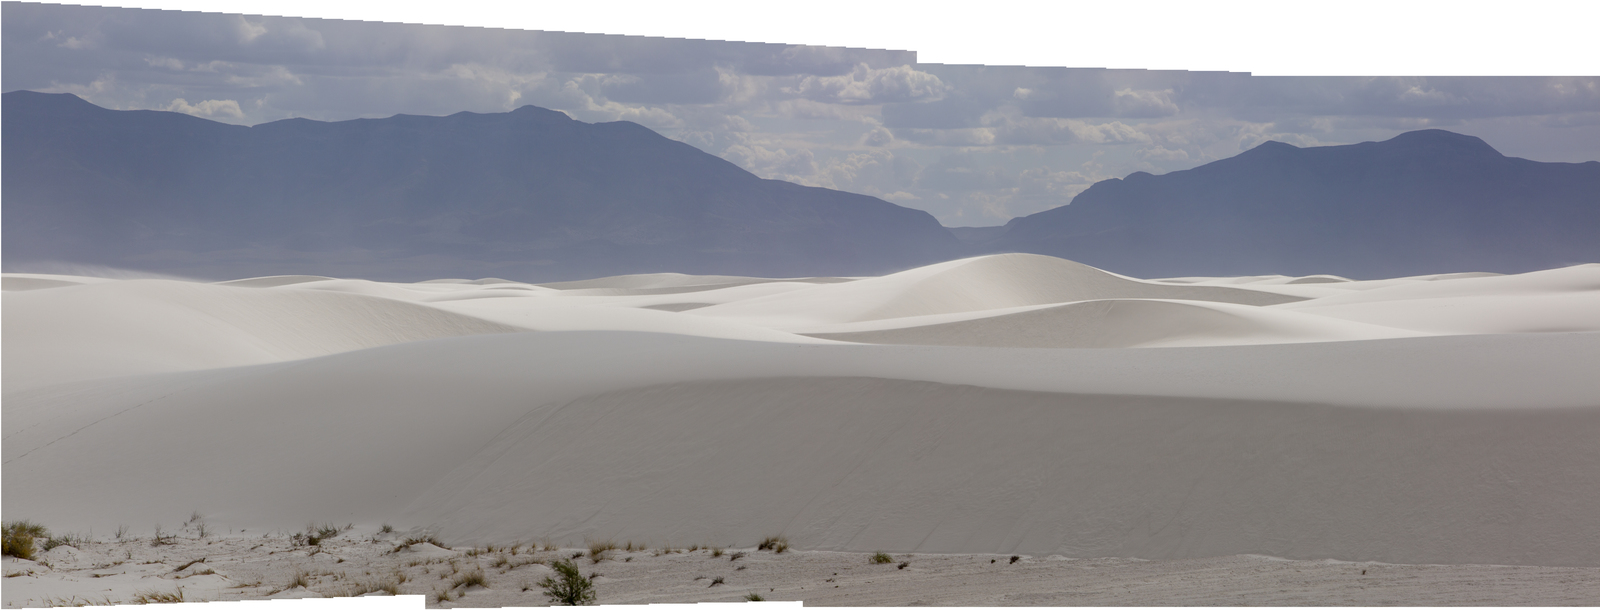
[3,521,49,560]
[537,559,596,606]
[708,576,725,587]
[1009,555,1021,564]
[870,552,893,564]
[897,561,909,569]
[711,547,724,558]
[379,524,394,534]
[745,593,765,601]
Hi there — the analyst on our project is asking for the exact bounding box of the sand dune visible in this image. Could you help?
[807,298,1425,347]
[689,253,1306,328]
[4,253,1599,577]
[1,279,527,390]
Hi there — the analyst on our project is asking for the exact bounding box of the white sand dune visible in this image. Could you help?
[688,253,1306,328]
[806,298,1426,347]
[4,253,1599,576]
[1,279,527,390]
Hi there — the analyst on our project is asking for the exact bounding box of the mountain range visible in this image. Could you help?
[4,90,1596,280]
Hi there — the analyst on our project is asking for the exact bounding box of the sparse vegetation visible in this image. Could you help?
[1009,555,1021,564]
[729,552,747,561]
[537,559,596,606]
[451,569,487,590]
[757,535,789,553]
[871,552,894,564]
[149,525,176,547]
[129,587,184,604]
[745,593,765,601]
[898,561,910,570]
[588,539,617,562]
[709,576,725,587]
[711,547,725,557]
[4,521,49,560]
[379,524,394,534]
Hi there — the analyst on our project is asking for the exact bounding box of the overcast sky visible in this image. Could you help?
[6,2,1598,227]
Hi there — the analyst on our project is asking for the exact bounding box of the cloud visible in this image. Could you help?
[790,63,949,105]
[164,97,245,120]
[1138,146,1190,162]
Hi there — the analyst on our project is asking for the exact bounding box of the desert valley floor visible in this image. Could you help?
[5,253,1600,606]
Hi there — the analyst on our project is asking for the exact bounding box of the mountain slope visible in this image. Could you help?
[983,130,1600,278]
[2,91,959,281]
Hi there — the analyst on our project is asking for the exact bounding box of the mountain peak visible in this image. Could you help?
[1379,129,1502,156]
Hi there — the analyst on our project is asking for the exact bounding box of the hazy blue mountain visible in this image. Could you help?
[3,91,959,281]
[979,130,1600,278]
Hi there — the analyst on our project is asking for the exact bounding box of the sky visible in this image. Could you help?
[5,1,1598,227]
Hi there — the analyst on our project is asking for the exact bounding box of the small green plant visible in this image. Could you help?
[537,559,596,606]
[744,593,765,602]
[4,521,49,560]
[757,535,788,553]
[870,552,893,564]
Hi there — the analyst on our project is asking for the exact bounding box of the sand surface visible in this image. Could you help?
[6,253,1600,605]
[5,528,1597,607]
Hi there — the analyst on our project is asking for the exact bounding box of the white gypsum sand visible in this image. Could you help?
[4,528,1598,607]
[5,253,1600,606]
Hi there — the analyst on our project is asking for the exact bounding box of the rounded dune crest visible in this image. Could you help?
[810,298,1423,348]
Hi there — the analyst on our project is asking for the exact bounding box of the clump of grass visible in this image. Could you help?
[150,525,176,547]
[870,552,894,564]
[708,576,725,587]
[451,569,487,590]
[434,588,452,603]
[897,561,909,570]
[587,540,616,563]
[745,592,765,601]
[129,587,184,604]
[728,551,746,561]
[4,521,49,560]
[757,536,788,553]
[288,569,311,589]
[379,524,394,534]
[711,547,725,558]
[537,559,596,606]
[1009,555,1021,564]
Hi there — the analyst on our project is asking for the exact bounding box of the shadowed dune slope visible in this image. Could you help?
[4,331,1597,567]
[1,279,527,389]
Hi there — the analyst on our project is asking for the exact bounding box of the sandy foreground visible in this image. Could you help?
[5,526,1599,607]
[5,253,1600,605]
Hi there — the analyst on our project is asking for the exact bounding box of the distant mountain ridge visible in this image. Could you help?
[2,91,958,281]
[976,129,1600,278]
[4,90,1596,281]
